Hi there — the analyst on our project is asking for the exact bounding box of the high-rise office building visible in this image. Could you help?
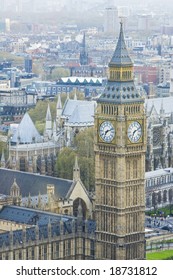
[25,57,33,73]
[104,7,119,34]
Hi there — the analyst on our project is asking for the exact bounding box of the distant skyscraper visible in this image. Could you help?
[16,0,23,13]
[25,57,32,73]
[5,18,10,33]
[138,15,151,32]
[0,0,6,12]
[104,7,119,34]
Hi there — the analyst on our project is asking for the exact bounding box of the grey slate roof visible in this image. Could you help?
[145,167,173,179]
[0,168,73,198]
[62,99,96,122]
[0,206,96,248]
[11,112,42,144]
[98,80,143,104]
[67,104,95,126]
[145,96,173,115]
[109,22,133,67]
[98,23,143,105]
[0,205,70,225]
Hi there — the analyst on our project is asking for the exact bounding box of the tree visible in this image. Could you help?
[56,147,76,179]
[55,127,95,191]
[75,127,95,191]
[28,100,57,133]
[45,67,70,81]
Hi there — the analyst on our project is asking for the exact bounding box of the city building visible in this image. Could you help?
[26,77,105,99]
[0,205,95,260]
[145,168,173,210]
[104,7,119,34]
[24,56,33,73]
[0,22,146,260]
[145,96,173,171]
[0,155,93,219]
[7,108,58,176]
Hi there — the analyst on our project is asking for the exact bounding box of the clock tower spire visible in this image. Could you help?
[95,22,146,260]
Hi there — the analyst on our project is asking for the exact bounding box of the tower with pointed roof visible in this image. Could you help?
[10,178,21,206]
[73,155,80,182]
[79,32,89,66]
[94,22,146,259]
[56,94,62,130]
[44,104,52,140]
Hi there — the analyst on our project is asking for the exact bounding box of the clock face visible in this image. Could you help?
[128,121,142,143]
[99,121,115,143]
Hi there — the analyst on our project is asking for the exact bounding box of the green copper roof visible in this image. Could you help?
[109,22,133,67]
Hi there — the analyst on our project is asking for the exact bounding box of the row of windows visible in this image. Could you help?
[101,104,118,115]
[0,239,95,260]
[147,188,173,207]
[124,105,141,114]
[126,160,139,180]
[103,158,116,180]
[146,174,173,188]
[110,70,132,80]
[101,105,141,115]
[126,186,141,206]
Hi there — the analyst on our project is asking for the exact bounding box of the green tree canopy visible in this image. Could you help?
[55,127,95,191]
[56,147,76,180]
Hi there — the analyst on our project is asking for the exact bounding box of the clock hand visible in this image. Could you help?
[104,129,110,136]
[105,127,114,136]
[133,126,141,136]
[133,129,137,136]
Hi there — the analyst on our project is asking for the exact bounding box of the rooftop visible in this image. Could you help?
[0,168,73,198]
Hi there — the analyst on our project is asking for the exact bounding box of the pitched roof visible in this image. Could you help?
[0,168,73,198]
[67,104,95,126]
[0,205,71,225]
[11,112,42,144]
[145,96,173,115]
[62,99,96,119]
[0,205,96,248]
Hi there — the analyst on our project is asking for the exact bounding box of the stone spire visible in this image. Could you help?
[73,155,80,182]
[80,32,89,66]
[57,94,62,111]
[10,178,21,205]
[44,103,52,140]
[56,94,62,127]
[74,89,77,100]
[10,178,20,197]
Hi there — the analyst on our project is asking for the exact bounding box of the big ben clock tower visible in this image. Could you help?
[94,22,146,260]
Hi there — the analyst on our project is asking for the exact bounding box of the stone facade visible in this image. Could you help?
[94,22,146,260]
[0,206,95,260]
[145,168,173,209]
[145,97,173,171]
